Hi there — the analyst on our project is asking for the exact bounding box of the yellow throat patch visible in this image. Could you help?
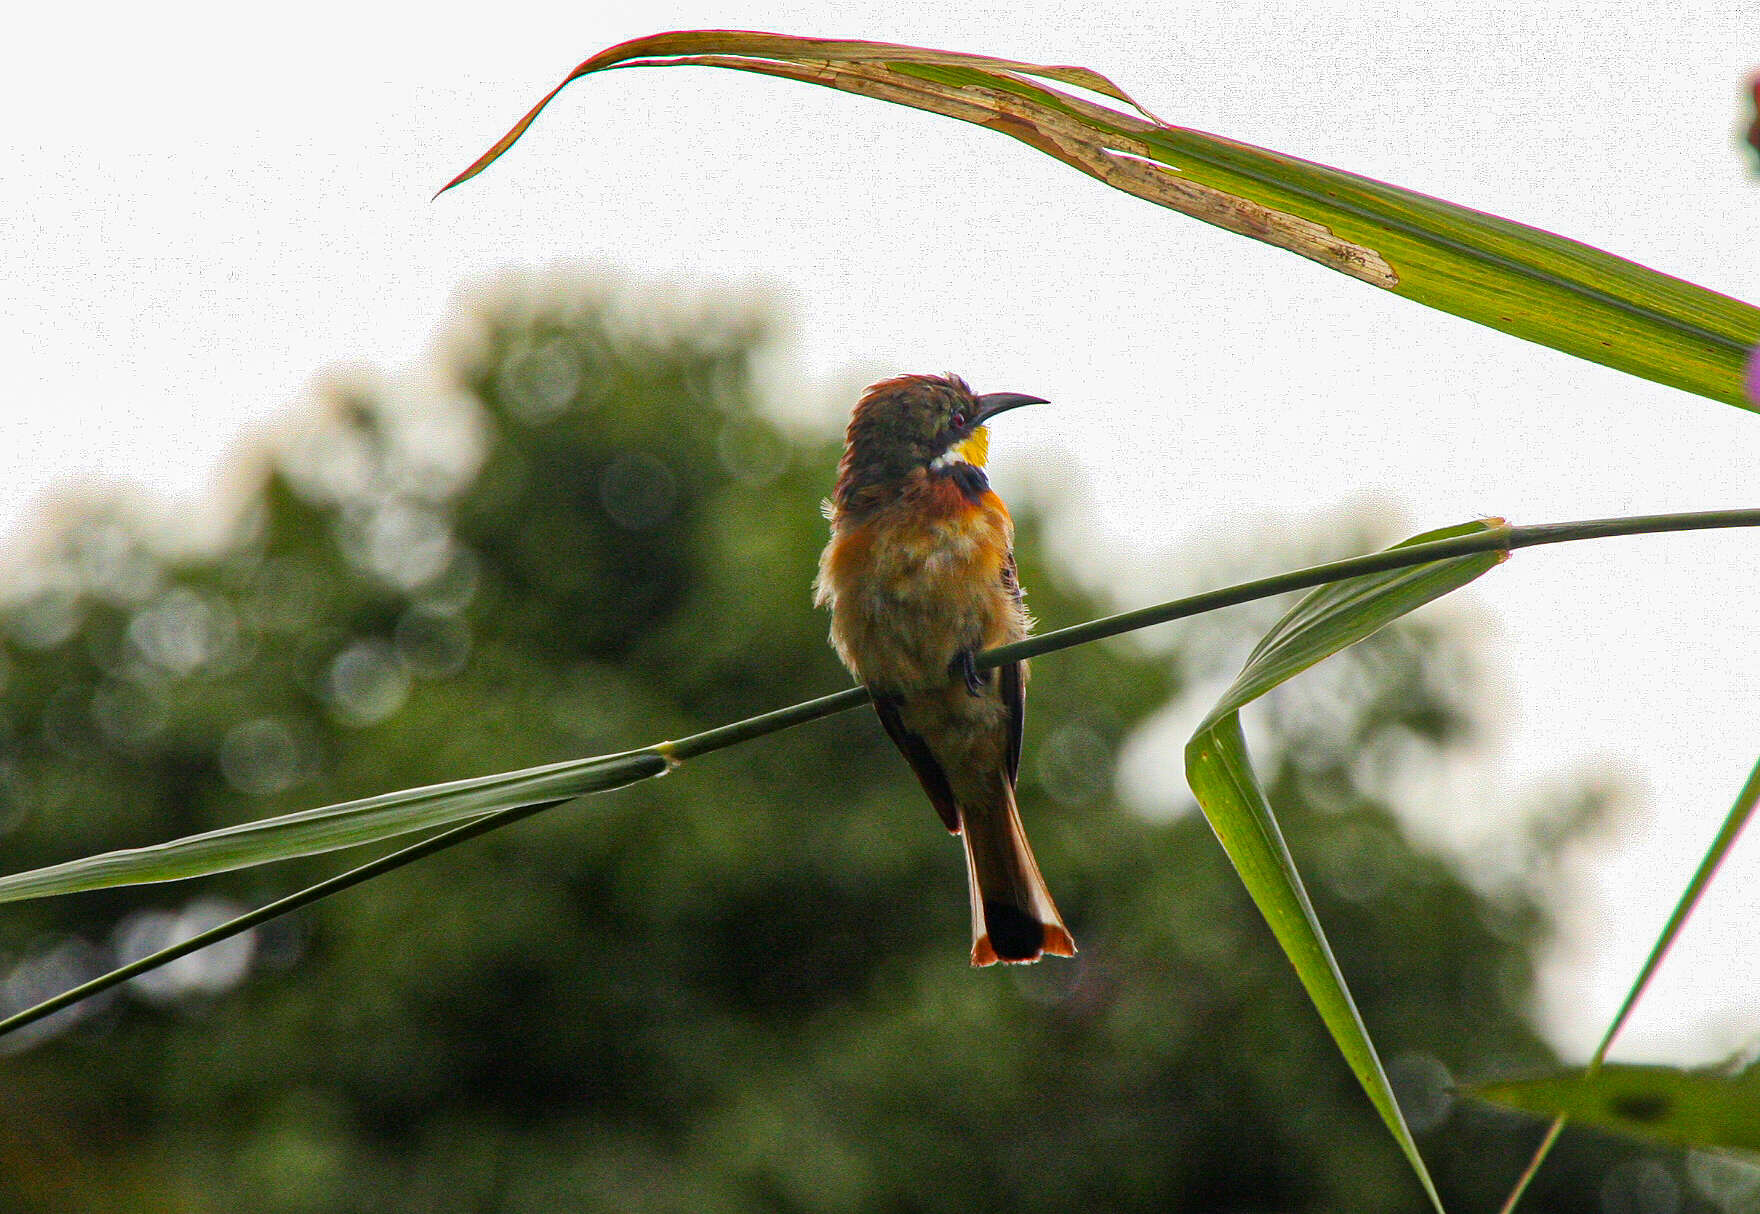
[949,425,989,468]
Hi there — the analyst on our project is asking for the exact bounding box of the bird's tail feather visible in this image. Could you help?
[960,782,1075,966]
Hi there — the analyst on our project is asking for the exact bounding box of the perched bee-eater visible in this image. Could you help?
[815,373,1075,965]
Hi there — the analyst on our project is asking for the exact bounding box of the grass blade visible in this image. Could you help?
[1591,756,1760,1071]
[1475,1062,1760,1155]
[440,31,1760,409]
[0,798,571,1039]
[1186,519,1507,1212]
[0,751,668,904]
[1491,754,1760,1211]
[1199,520,1509,732]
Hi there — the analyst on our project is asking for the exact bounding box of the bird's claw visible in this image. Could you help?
[953,649,987,696]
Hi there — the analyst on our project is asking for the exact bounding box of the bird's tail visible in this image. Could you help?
[959,780,1076,966]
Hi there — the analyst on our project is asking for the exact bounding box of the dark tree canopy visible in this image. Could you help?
[0,278,1690,1212]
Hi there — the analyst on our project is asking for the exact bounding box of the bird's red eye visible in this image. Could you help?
[951,412,967,429]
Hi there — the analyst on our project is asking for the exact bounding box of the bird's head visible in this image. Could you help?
[832,373,1045,514]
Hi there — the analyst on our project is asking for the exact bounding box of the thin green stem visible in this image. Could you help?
[988,522,1513,669]
[1508,508,1760,548]
[1589,754,1760,1067]
[7,505,1760,1038]
[661,522,1527,761]
[1497,751,1760,1213]
[660,687,867,761]
[1497,1116,1567,1214]
[990,508,1760,671]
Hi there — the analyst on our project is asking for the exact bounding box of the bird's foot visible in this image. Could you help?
[952,649,987,696]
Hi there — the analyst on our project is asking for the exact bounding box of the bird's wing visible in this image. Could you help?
[999,659,1025,787]
[1000,551,1026,785]
[873,692,961,833]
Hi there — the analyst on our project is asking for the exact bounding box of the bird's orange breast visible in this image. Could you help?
[817,473,1024,693]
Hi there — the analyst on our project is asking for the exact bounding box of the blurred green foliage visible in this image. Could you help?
[0,278,1719,1211]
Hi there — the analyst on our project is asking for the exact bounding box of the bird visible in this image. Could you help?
[814,373,1075,965]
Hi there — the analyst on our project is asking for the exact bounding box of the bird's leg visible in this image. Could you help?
[952,649,988,697]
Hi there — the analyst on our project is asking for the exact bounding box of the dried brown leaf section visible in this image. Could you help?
[439,30,1396,286]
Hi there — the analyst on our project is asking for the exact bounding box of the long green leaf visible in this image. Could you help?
[1186,519,1507,1213]
[0,796,572,1039]
[1198,520,1508,732]
[0,750,669,903]
[440,31,1760,410]
[1475,1062,1760,1155]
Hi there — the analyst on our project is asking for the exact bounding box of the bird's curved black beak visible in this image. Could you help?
[971,392,1047,427]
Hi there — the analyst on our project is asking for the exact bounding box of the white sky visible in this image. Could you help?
[4,1,1757,1064]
